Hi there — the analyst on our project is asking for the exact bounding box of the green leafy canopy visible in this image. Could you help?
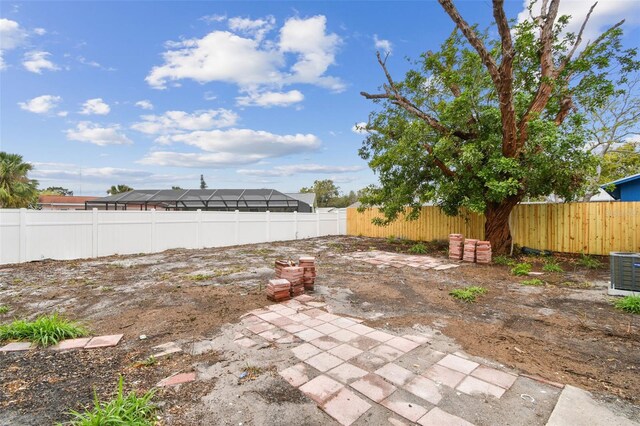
[359,2,639,227]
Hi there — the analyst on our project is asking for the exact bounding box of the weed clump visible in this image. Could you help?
[493,255,515,266]
[408,243,428,254]
[511,263,532,276]
[542,259,563,273]
[0,313,88,346]
[450,286,487,303]
[614,295,640,314]
[0,306,8,314]
[576,253,602,269]
[521,279,545,286]
[64,377,156,425]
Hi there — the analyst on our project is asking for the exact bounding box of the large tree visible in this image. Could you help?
[600,142,640,184]
[0,152,39,208]
[300,179,340,207]
[107,184,133,195]
[359,0,638,253]
[41,186,73,196]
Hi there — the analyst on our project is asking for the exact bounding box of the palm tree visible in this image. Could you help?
[107,184,134,195]
[0,152,39,208]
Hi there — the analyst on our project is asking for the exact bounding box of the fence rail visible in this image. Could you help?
[347,202,640,255]
[0,209,347,265]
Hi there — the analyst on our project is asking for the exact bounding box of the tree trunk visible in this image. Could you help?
[484,197,520,255]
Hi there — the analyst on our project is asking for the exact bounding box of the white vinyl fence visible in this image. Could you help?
[0,208,347,265]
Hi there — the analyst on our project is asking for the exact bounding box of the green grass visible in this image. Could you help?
[408,243,428,254]
[0,313,88,346]
[576,253,602,269]
[188,273,213,281]
[613,295,640,314]
[493,255,515,266]
[450,286,487,303]
[63,377,156,426]
[542,259,563,273]
[521,278,545,286]
[0,306,9,314]
[511,263,532,276]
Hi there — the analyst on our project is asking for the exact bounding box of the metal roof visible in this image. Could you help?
[601,172,640,188]
[285,192,316,206]
[85,189,310,210]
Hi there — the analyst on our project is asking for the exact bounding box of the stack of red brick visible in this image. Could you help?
[448,234,492,264]
[299,257,316,291]
[476,241,492,263]
[266,278,291,302]
[463,239,478,262]
[282,266,304,297]
[449,234,464,260]
[275,260,295,278]
[268,257,317,301]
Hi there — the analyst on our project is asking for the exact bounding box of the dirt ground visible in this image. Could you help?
[0,236,638,425]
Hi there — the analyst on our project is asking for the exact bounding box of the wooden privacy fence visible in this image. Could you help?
[346,201,640,255]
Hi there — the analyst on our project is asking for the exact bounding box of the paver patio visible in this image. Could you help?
[238,296,536,426]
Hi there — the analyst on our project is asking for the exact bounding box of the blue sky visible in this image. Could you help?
[1,1,638,196]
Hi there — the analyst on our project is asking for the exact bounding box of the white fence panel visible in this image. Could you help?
[97,211,153,256]
[0,208,346,265]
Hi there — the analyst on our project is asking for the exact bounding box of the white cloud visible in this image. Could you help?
[279,15,344,91]
[135,100,154,110]
[236,90,304,107]
[163,128,319,154]
[146,31,283,89]
[30,162,194,191]
[352,122,369,134]
[23,50,59,73]
[517,0,640,45]
[18,95,62,114]
[200,14,227,24]
[80,98,111,115]
[373,35,392,54]
[66,122,132,146]
[57,111,68,117]
[139,151,267,168]
[146,15,344,95]
[140,128,320,168]
[228,15,275,42]
[0,18,26,50]
[33,28,46,36]
[238,164,363,177]
[131,109,238,136]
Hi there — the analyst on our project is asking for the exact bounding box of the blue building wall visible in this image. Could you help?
[619,178,640,201]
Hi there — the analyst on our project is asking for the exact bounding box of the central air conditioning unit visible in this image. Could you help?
[609,252,640,296]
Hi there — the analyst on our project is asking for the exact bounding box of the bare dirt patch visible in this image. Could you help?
[0,236,638,425]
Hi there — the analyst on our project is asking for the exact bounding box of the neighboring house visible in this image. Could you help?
[38,195,98,210]
[285,192,316,212]
[85,189,314,212]
[589,188,615,202]
[602,173,640,202]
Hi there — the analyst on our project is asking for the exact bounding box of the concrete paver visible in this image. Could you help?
[299,375,344,404]
[437,354,479,374]
[375,363,415,386]
[322,387,371,426]
[423,364,466,388]
[327,362,369,384]
[418,407,474,426]
[456,376,506,399]
[84,334,123,349]
[350,373,397,403]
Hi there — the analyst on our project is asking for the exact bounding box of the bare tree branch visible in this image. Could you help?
[556,2,597,75]
[437,0,500,83]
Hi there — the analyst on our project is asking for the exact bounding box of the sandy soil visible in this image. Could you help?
[0,236,638,425]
